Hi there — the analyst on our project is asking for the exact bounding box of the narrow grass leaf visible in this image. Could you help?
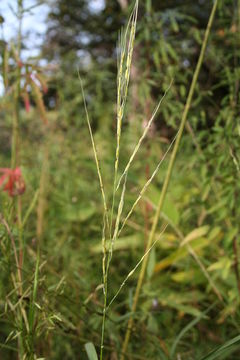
[78,72,109,234]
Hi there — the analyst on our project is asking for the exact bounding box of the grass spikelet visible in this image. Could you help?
[111,0,139,234]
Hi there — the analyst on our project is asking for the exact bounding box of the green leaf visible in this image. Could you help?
[85,342,98,360]
[147,247,156,279]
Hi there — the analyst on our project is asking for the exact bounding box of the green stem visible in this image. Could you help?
[120,1,219,357]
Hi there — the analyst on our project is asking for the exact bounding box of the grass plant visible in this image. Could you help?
[81,0,219,358]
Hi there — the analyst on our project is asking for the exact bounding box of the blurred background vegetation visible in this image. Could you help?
[0,0,240,359]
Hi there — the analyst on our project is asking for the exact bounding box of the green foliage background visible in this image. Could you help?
[0,0,240,359]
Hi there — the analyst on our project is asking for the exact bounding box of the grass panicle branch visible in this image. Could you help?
[107,223,168,311]
[118,129,180,236]
[116,80,173,191]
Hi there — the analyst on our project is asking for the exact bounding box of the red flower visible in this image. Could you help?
[0,167,25,197]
